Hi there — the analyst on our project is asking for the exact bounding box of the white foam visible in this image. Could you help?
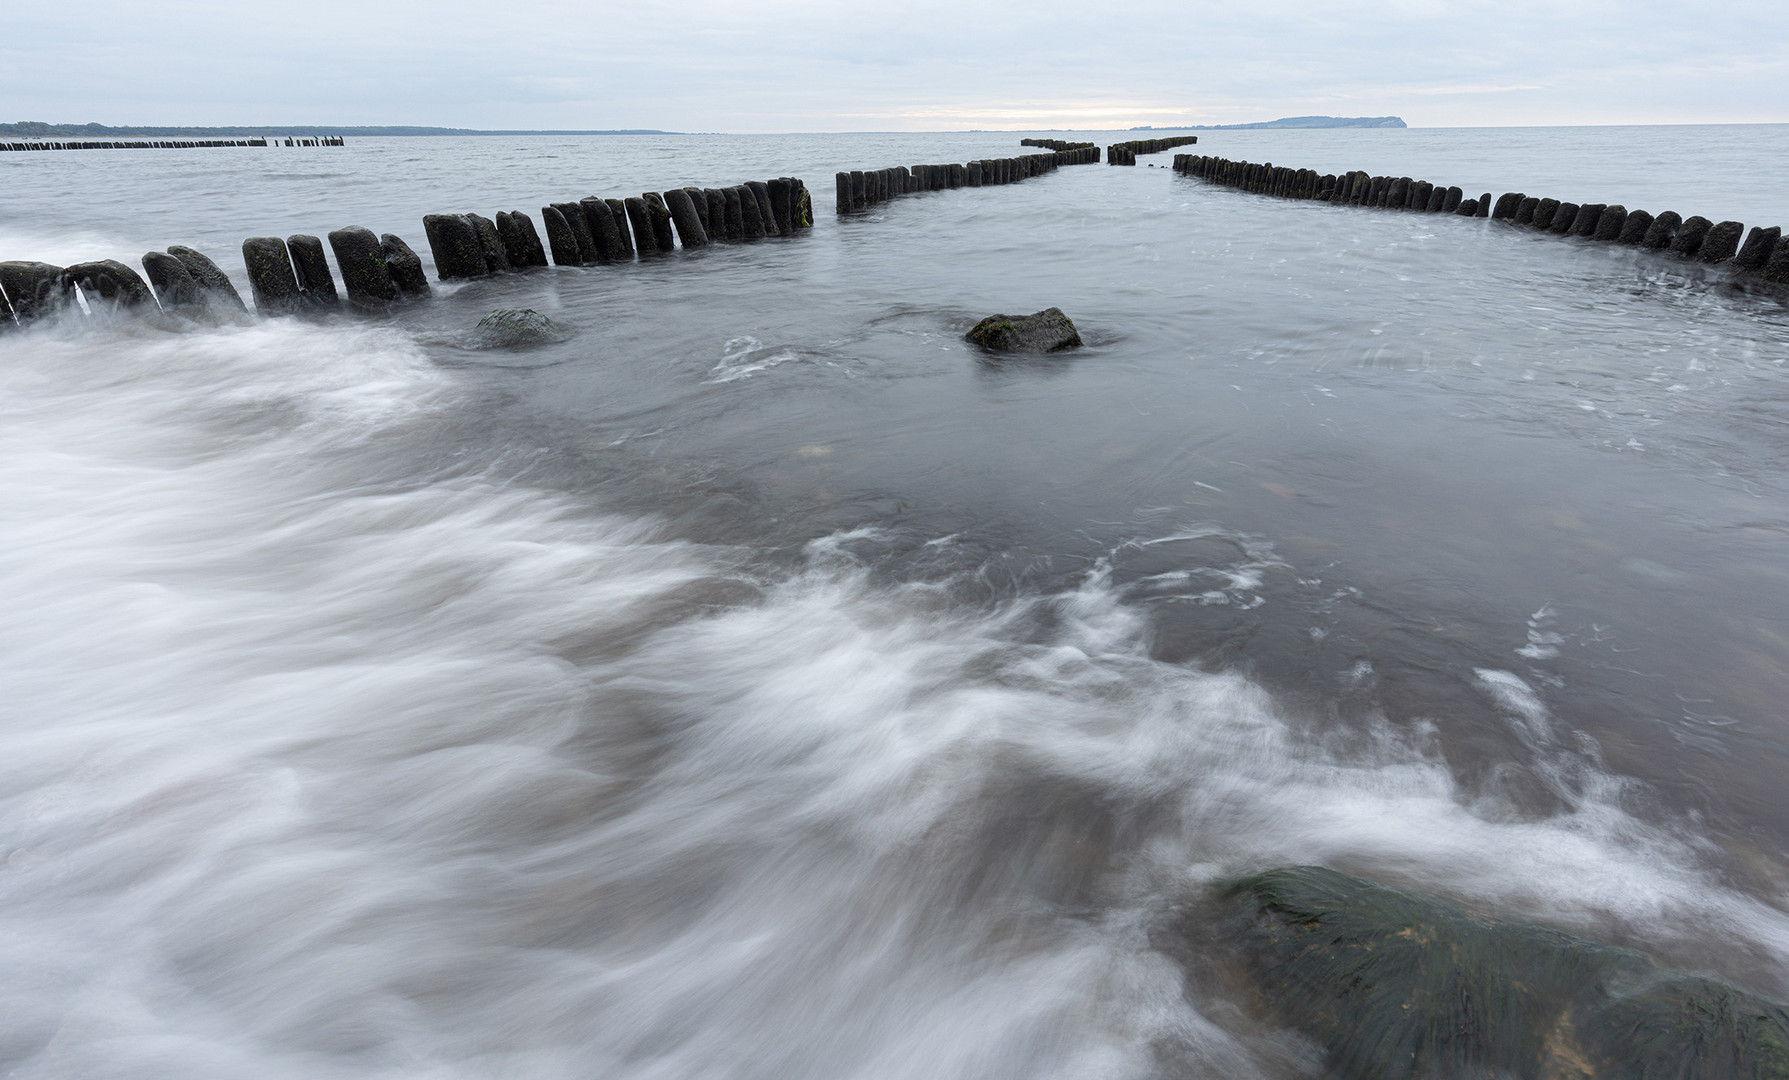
[2,320,1786,1078]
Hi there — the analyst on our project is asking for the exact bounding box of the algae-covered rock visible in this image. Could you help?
[1216,866,1789,1080]
[474,308,564,348]
[965,308,1082,354]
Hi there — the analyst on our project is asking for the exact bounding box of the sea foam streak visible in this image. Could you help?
[1,320,1783,1079]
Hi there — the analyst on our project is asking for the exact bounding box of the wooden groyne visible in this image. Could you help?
[1171,152,1789,284]
[0,175,814,327]
[1021,139,1097,154]
[1106,136,1197,166]
[834,149,1096,214]
[1,137,343,151]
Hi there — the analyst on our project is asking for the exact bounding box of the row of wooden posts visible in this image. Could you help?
[1019,139,1097,153]
[424,178,813,281]
[1172,153,1789,283]
[1107,136,1198,166]
[835,148,1098,213]
[0,177,814,325]
[0,137,342,152]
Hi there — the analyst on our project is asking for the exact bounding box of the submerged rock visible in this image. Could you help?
[473,308,564,348]
[965,308,1083,354]
[1213,866,1789,1080]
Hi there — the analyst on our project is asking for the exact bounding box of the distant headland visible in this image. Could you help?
[1143,116,1407,130]
[0,122,673,138]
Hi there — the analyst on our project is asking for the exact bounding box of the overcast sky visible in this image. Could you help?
[6,0,1786,131]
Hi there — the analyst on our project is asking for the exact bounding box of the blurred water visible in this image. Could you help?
[2,128,1789,1079]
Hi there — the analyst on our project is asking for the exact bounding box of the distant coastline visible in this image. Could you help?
[0,122,674,138]
[1152,116,1408,130]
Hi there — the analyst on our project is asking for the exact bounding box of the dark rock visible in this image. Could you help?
[465,213,511,273]
[1529,198,1560,230]
[497,211,549,268]
[746,182,779,235]
[473,308,565,348]
[1214,866,1789,1080]
[166,245,248,312]
[1492,192,1524,219]
[1699,220,1745,263]
[422,214,487,280]
[0,261,67,323]
[285,234,341,309]
[1455,198,1479,216]
[1617,209,1655,244]
[551,202,599,263]
[1570,203,1606,236]
[379,234,431,297]
[141,251,203,311]
[1550,203,1580,234]
[581,198,629,262]
[624,197,658,253]
[241,237,305,314]
[965,308,1082,354]
[1593,204,1628,240]
[605,199,635,256]
[1643,211,1683,249]
[736,186,767,239]
[642,192,676,250]
[705,189,729,240]
[664,188,709,247]
[1735,226,1782,272]
[327,226,399,305]
[540,205,581,266]
[722,187,746,240]
[1670,215,1714,256]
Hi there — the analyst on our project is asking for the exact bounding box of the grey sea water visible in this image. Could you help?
[3,125,1789,1078]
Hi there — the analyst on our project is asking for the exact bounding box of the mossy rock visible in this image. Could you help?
[964,307,1082,354]
[1215,866,1789,1080]
[473,308,565,348]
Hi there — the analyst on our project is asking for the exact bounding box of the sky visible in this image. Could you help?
[5,0,1787,131]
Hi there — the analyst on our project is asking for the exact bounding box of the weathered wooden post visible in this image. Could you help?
[167,245,248,311]
[1698,220,1744,263]
[540,206,580,266]
[422,214,489,279]
[141,251,203,312]
[605,199,635,256]
[1669,215,1713,257]
[581,199,629,261]
[465,214,511,273]
[285,234,342,308]
[1642,211,1682,248]
[381,235,430,297]
[241,237,306,313]
[327,226,400,304]
[663,189,709,247]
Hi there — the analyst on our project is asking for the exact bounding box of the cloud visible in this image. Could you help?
[0,0,1785,129]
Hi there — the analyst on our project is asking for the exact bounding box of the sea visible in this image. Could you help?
[3,125,1789,1079]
